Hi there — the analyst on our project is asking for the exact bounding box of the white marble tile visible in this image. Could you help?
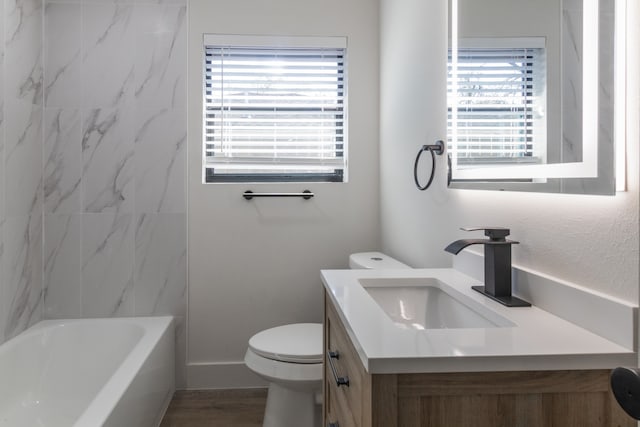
[0,126,4,226]
[0,2,4,223]
[561,8,583,164]
[44,214,82,318]
[134,108,186,213]
[5,0,42,105]
[84,0,135,4]
[0,0,4,54]
[0,221,4,344]
[134,213,186,386]
[82,213,134,317]
[82,107,134,213]
[563,0,583,12]
[598,35,615,149]
[599,11,615,106]
[136,0,185,5]
[133,5,187,110]
[44,108,82,214]
[5,102,42,217]
[3,214,43,340]
[587,8,615,194]
[0,0,4,121]
[133,3,185,34]
[35,0,188,373]
[44,3,81,108]
[134,0,185,6]
[0,117,5,223]
[134,213,186,316]
[0,1,4,345]
[82,4,135,108]
[601,0,614,14]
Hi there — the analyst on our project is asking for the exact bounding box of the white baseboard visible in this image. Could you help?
[185,361,269,390]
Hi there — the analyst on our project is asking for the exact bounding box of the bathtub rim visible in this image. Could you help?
[0,316,175,426]
[4,316,175,427]
[69,316,175,427]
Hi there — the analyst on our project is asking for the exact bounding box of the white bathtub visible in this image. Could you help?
[0,316,175,427]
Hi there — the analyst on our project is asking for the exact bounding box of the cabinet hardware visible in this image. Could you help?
[327,350,350,387]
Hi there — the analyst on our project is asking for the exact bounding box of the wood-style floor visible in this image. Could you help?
[160,389,267,427]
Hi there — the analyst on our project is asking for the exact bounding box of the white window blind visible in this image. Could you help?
[448,42,546,166]
[203,35,347,182]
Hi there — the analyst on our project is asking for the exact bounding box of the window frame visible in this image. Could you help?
[202,34,348,184]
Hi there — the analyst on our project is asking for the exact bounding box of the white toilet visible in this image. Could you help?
[244,252,410,427]
[347,251,412,270]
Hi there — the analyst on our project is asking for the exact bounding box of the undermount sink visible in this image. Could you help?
[359,277,514,330]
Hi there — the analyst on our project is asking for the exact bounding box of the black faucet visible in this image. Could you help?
[445,227,531,307]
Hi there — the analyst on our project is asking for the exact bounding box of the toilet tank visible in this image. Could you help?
[349,252,411,269]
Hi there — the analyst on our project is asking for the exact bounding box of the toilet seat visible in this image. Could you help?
[248,323,322,364]
[245,348,322,384]
[244,253,409,427]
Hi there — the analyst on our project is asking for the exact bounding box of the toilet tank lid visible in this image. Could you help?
[349,252,411,269]
[248,323,322,364]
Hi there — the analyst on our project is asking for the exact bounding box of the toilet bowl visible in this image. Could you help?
[245,323,323,427]
[245,252,410,427]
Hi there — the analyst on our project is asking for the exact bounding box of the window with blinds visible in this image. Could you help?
[203,35,348,183]
[448,41,546,167]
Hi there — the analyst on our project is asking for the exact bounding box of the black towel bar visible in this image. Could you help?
[243,190,314,200]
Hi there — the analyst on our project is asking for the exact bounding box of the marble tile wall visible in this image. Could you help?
[1,0,45,342]
[42,0,188,385]
[561,0,583,164]
[561,0,616,194]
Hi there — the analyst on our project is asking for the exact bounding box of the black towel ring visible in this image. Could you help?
[414,140,445,190]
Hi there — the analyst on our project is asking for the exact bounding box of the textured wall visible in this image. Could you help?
[42,0,188,385]
[380,0,639,303]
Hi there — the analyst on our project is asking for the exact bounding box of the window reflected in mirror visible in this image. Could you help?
[447,0,618,195]
[448,38,547,170]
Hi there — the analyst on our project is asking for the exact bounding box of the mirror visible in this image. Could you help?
[447,0,618,194]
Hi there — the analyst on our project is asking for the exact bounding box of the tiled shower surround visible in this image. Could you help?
[0,0,188,385]
[0,0,45,341]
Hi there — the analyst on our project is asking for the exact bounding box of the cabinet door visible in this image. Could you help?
[324,294,370,427]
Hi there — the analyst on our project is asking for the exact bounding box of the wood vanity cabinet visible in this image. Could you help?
[323,293,633,427]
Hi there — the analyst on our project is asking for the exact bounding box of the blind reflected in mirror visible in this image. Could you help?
[447,0,618,195]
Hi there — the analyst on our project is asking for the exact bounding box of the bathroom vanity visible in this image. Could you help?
[321,268,636,427]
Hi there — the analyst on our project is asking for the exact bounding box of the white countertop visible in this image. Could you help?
[321,268,636,374]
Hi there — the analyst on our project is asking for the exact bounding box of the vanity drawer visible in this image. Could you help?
[325,297,368,427]
[325,371,357,427]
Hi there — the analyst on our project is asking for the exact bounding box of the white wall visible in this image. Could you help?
[380,0,639,303]
[188,0,380,388]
